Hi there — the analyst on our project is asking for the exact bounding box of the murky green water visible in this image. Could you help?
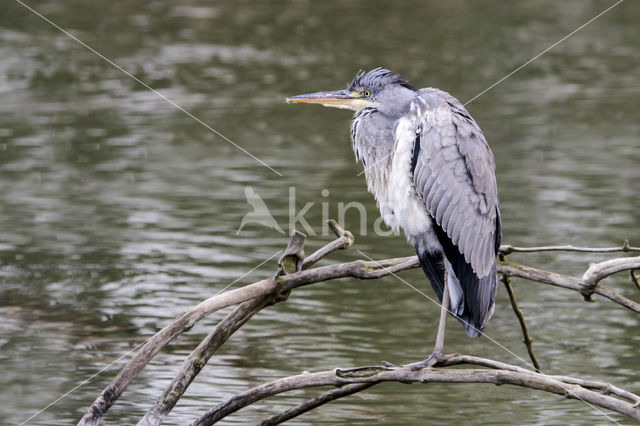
[1,1,639,424]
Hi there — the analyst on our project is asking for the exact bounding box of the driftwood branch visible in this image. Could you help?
[583,256,640,287]
[190,355,640,425]
[136,295,272,426]
[499,260,640,312]
[78,228,640,424]
[78,277,282,425]
[258,383,376,426]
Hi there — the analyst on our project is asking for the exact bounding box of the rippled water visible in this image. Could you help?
[1,1,639,424]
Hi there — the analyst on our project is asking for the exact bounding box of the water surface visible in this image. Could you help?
[1,1,639,424]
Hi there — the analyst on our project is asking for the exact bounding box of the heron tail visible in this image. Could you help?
[432,222,498,337]
[416,245,497,338]
[449,262,497,337]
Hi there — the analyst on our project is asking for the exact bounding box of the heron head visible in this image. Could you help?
[286,68,416,114]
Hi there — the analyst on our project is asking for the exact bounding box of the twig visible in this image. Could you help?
[499,255,541,372]
[258,383,376,426]
[190,356,640,425]
[499,240,640,255]
[302,220,354,269]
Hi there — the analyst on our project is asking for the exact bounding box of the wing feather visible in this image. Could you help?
[405,88,500,278]
[440,196,457,231]
[449,210,464,242]
[396,88,501,335]
[435,191,452,225]
[428,185,446,210]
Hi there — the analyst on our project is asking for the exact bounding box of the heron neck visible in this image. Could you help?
[350,108,396,168]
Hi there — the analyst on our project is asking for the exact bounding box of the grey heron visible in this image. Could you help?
[286,68,501,369]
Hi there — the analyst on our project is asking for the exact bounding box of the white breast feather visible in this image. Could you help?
[387,116,434,242]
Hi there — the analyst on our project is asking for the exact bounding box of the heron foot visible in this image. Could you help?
[380,353,459,370]
[406,352,459,371]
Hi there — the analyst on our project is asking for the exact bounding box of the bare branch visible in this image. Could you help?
[498,262,586,293]
[78,277,280,426]
[258,383,376,426]
[138,232,310,426]
[500,240,640,255]
[583,256,640,286]
[302,220,354,269]
[190,356,640,425]
[546,375,640,406]
[79,227,350,425]
[591,285,640,313]
[138,296,272,426]
[498,262,640,312]
[445,356,640,405]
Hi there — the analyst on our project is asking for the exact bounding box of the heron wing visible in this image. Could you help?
[402,88,500,278]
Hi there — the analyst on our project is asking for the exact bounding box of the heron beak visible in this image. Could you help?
[286,90,364,111]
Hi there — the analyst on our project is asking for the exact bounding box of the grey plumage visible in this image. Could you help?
[410,88,500,278]
[287,68,501,340]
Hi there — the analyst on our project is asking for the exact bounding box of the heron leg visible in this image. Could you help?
[433,273,449,354]
[381,271,458,370]
[405,276,457,371]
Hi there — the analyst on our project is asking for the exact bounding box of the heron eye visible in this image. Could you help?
[362,90,371,97]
